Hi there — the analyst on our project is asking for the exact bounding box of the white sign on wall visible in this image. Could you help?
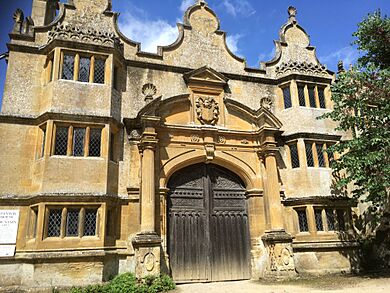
[0,210,20,257]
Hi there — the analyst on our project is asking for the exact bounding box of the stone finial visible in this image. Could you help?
[337,60,345,73]
[197,0,207,5]
[288,6,297,23]
[12,9,24,33]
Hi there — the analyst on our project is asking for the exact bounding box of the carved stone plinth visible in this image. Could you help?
[262,230,297,280]
[132,232,162,277]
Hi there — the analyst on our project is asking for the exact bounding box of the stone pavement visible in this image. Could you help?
[174,276,390,293]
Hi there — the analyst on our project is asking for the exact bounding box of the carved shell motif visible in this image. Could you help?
[142,83,157,101]
[13,9,24,23]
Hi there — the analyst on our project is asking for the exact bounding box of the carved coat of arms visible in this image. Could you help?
[195,96,220,125]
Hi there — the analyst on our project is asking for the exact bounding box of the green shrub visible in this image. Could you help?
[65,273,175,293]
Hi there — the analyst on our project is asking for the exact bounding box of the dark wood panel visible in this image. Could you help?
[168,163,251,282]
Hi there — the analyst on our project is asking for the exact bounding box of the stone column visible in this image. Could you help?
[132,116,162,277]
[261,133,297,280]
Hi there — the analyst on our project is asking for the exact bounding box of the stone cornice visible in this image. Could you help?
[282,132,342,143]
[0,112,123,128]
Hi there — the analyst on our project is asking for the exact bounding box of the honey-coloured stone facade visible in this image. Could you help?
[0,0,359,287]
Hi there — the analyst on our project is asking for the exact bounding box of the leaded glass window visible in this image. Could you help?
[305,142,314,167]
[55,126,69,156]
[62,54,75,80]
[47,209,62,237]
[290,144,300,169]
[78,57,91,82]
[297,209,309,232]
[73,128,85,157]
[84,209,97,236]
[283,86,292,109]
[308,86,316,108]
[94,59,105,84]
[89,128,101,157]
[326,209,335,231]
[66,209,80,237]
[315,209,324,231]
[318,87,326,108]
[337,210,346,231]
[298,85,306,106]
[316,143,326,167]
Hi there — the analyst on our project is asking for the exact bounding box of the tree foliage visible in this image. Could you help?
[321,11,390,227]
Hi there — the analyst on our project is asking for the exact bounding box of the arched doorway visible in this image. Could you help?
[167,163,251,282]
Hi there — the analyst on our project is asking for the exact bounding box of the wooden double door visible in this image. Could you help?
[168,163,251,282]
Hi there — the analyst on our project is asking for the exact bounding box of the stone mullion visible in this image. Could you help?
[323,143,330,168]
[79,208,85,238]
[297,139,307,168]
[306,205,316,234]
[45,121,54,157]
[314,85,321,108]
[84,127,90,157]
[312,142,318,167]
[89,55,95,83]
[67,126,73,156]
[54,48,62,81]
[290,80,299,107]
[304,85,310,108]
[61,208,67,239]
[74,53,80,81]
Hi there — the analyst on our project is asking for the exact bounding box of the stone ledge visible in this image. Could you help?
[292,240,360,250]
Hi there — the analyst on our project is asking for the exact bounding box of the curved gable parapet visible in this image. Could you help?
[263,6,334,79]
[112,1,249,75]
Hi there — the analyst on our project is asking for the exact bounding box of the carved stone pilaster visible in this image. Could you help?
[262,230,297,280]
[132,232,162,277]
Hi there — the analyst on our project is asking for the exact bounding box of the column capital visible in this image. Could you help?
[139,137,158,152]
[259,143,279,158]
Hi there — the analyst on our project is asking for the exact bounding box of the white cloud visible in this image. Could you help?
[320,46,359,69]
[118,8,178,53]
[222,0,256,17]
[258,47,276,63]
[180,0,194,13]
[226,34,242,54]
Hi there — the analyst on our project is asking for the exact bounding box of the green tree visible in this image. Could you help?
[321,11,390,229]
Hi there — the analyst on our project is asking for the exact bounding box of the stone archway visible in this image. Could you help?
[167,163,251,282]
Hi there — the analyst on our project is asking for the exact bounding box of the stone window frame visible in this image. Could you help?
[303,140,332,168]
[43,205,101,239]
[59,50,107,85]
[287,141,300,169]
[310,206,350,233]
[51,123,104,158]
[36,123,47,159]
[280,83,293,109]
[294,207,310,233]
[295,82,328,109]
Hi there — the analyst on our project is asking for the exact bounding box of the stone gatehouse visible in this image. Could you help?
[0,0,359,287]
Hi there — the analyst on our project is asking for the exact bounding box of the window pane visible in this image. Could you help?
[297,210,309,232]
[305,142,314,167]
[337,210,346,231]
[318,87,326,108]
[89,128,102,157]
[66,209,79,237]
[73,128,86,157]
[298,85,306,106]
[55,126,69,156]
[308,86,316,108]
[290,144,300,168]
[94,59,105,84]
[110,133,115,161]
[316,143,326,167]
[84,209,98,236]
[283,86,292,109]
[78,56,91,82]
[62,54,75,80]
[326,209,335,231]
[315,209,324,231]
[47,209,62,237]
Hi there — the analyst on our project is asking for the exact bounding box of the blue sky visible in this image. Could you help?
[1,0,389,110]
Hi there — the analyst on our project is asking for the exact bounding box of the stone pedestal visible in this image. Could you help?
[262,230,297,280]
[132,232,162,277]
